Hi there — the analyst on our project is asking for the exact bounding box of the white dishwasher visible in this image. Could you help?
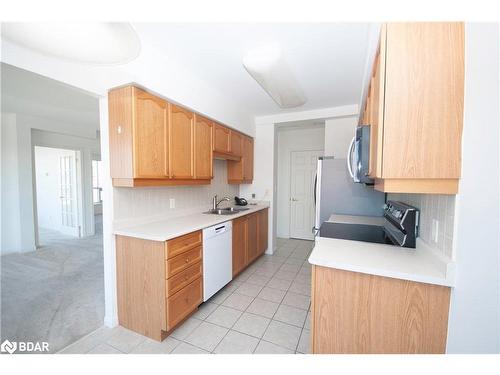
[202,221,232,301]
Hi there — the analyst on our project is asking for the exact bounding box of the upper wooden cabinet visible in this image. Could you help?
[213,123,231,154]
[170,104,194,179]
[227,136,254,184]
[109,84,253,187]
[109,85,211,187]
[229,130,243,157]
[194,115,213,179]
[361,23,465,194]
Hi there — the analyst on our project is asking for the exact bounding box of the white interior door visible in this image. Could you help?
[59,153,80,236]
[290,150,323,240]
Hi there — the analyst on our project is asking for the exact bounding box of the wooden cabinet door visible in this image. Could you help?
[194,115,213,179]
[133,88,169,178]
[246,213,258,263]
[230,130,243,157]
[368,26,386,179]
[169,104,194,179]
[232,216,247,276]
[243,137,254,182]
[382,22,464,179]
[213,123,230,153]
[258,209,268,255]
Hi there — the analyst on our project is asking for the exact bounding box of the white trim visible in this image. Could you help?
[255,104,359,125]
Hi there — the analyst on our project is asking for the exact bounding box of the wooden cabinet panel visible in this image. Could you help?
[213,123,230,153]
[230,130,243,157]
[169,104,194,179]
[232,216,247,277]
[116,235,166,341]
[311,266,451,354]
[165,230,202,259]
[257,208,268,255]
[166,261,202,295]
[246,213,258,263]
[166,246,202,278]
[194,115,213,179]
[133,88,169,178]
[382,22,464,179]
[243,137,254,181]
[166,277,203,331]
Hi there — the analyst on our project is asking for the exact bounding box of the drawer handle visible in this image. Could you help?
[185,258,189,263]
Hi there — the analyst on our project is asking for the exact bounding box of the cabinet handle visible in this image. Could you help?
[185,258,189,263]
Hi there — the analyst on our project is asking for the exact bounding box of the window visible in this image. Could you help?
[92,159,103,204]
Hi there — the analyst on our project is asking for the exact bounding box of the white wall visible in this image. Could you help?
[276,126,325,238]
[34,146,76,232]
[324,116,358,158]
[446,23,500,353]
[240,123,277,253]
[0,114,100,255]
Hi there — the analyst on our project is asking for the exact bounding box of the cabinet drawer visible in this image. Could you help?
[166,261,202,296]
[166,246,202,278]
[165,231,202,259]
[166,277,203,331]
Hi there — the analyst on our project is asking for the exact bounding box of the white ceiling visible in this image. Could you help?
[132,23,371,117]
[1,63,100,131]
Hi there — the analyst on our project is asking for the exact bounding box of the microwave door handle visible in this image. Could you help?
[347,136,356,179]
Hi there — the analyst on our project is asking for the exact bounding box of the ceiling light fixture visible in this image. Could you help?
[243,46,307,109]
[1,22,141,65]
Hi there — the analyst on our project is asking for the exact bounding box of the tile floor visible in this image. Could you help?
[60,237,313,354]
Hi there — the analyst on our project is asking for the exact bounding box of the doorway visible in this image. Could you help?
[34,146,83,245]
[289,150,323,240]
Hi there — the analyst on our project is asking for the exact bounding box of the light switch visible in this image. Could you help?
[169,198,175,209]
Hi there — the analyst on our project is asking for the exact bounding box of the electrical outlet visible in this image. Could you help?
[432,219,439,243]
[169,198,175,209]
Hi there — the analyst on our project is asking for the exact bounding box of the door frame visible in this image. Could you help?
[288,149,323,240]
[32,145,85,247]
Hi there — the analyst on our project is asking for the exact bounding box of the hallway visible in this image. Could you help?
[0,215,104,353]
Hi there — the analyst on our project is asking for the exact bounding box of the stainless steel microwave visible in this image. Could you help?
[347,125,374,184]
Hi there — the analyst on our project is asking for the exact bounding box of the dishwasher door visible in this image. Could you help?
[202,221,232,301]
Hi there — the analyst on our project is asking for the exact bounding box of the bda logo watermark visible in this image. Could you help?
[1,340,17,354]
[1,339,49,354]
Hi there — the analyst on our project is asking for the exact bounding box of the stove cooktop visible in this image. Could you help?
[319,222,394,245]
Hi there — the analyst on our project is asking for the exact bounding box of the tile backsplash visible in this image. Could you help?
[388,193,455,259]
[113,160,239,227]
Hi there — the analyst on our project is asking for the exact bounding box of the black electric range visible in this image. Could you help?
[319,201,420,248]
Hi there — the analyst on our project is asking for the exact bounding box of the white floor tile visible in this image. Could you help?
[282,291,311,310]
[262,320,302,350]
[88,343,124,354]
[171,342,209,354]
[235,282,263,297]
[213,330,259,354]
[297,329,311,354]
[232,312,270,338]
[257,287,286,303]
[273,304,307,327]
[246,298,279,319]
[170,317,203,340]
[254,340,295,354]
[205,305,242,328]
[221,293,254,311]
[129,337,180,354]
[184,322,229,352]
[106,326,146,353]
[266,277,292,291]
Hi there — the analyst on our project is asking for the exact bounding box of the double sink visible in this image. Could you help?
[204,207,250,215]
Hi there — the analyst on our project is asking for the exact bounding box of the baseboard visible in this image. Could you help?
[104,313,118,328]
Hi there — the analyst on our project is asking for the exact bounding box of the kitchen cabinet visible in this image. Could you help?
[229,130,243,157]
[232,216,247,277]
[213,123,231,155]
[361,23,464,194]
[170,104,194,179]
[116,230,203,341]
[232,208,268,277]
[109,85,212,187]
[193,115,213,179]
[311,265,451,353]
[227,136,254,184]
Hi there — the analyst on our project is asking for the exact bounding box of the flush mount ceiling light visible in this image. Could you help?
[243,46,307,109]
[1,23,141,65]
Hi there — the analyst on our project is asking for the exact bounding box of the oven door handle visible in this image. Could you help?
[347,136,356,180]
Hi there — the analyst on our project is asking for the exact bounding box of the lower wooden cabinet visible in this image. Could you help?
[116,230,203,341]
[232,208,269,277]
[311,265,451,354]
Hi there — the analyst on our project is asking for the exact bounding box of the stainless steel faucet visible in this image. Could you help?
[212,195,231,210]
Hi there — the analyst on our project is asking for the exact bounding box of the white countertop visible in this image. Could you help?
[113,203,269,242]
[310,213,455,287]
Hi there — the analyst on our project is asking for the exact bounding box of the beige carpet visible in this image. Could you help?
[1,215,104,353]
